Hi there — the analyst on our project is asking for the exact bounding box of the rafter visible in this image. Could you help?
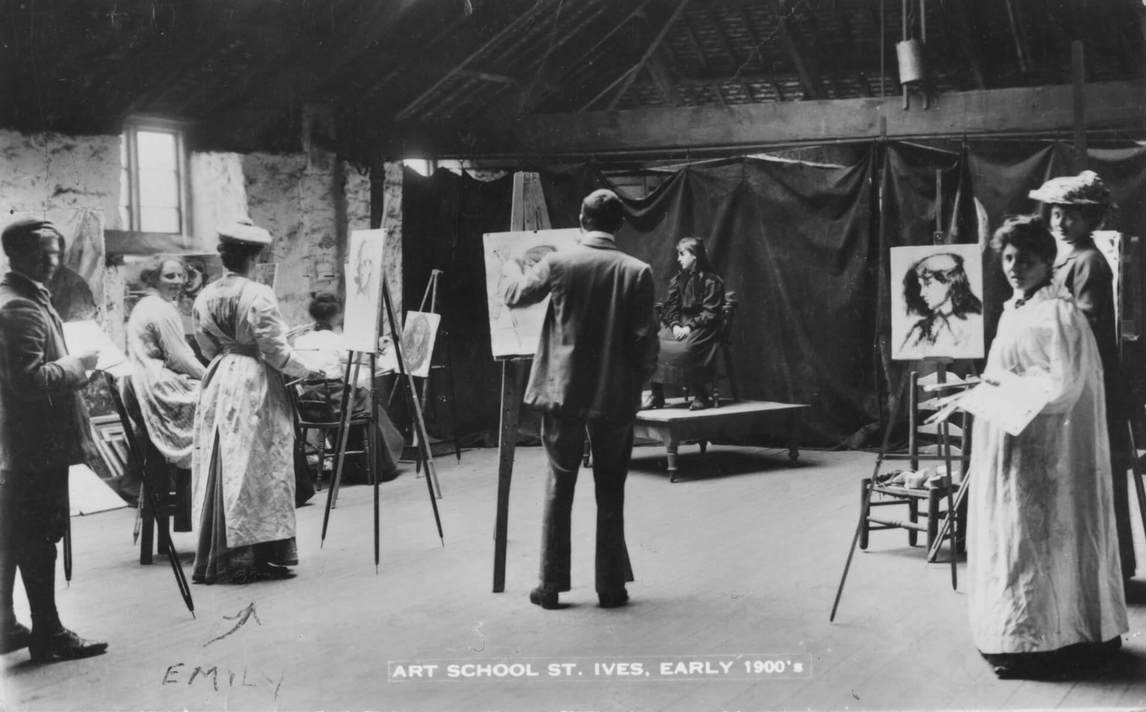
[646,49,680,106]
[605,0,692,111]
[707,7,753,101]
[774,0,825,100]
[395,0,557,121]
[941,0,986,90]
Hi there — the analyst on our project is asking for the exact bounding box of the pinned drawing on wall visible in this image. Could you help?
[890,244,985,361]
[483,228,581,359]
[343,229,387,352]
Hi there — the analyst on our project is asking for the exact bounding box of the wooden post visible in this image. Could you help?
[492,171,551,593]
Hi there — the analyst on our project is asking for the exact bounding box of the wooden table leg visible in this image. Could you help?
[665,437,679,483]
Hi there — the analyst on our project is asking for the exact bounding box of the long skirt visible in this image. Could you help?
[191,433,298,584]
[653,325,721,387]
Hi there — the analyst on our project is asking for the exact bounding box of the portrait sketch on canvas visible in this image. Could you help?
[483,228,581,359]
[890,244,985,360]
[400,311,441,378]
[343,229,387,353]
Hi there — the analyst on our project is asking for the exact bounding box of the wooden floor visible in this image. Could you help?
[3,441,1146,711]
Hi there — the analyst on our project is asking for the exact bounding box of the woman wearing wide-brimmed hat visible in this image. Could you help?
[1029,170,1135,587]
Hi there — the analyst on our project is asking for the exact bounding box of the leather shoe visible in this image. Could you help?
[29,627,108,663]
[688,398,710,411]
[640,393,664,410]
[529,586,559,610]
[1,621,31,654]
[597,588,629,608]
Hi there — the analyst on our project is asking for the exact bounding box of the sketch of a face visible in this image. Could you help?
[405,315,431,369]
[904,253,981,319]
[354,240,375,297]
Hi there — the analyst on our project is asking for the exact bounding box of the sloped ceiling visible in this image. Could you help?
[1,0,1142,161]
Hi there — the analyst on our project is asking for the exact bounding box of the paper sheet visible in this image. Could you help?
[948,372,1052,436]
[62,320,129,377]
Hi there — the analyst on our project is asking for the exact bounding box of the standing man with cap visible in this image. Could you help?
[0,218,108,662]
[190,218,321,585]
[503,188,659,609]
[1030,170,1136,587]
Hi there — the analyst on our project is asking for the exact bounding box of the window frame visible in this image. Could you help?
[121,117,191,235]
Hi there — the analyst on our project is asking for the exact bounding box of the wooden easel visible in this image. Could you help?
[492,172,550,593]
[408,268,461,498]
[321,275,445,569]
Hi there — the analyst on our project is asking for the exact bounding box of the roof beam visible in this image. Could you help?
[395,0,555,121]
[774,0,825,100]
[393,80,1146,157]
[646,50,680,106]
[605,0,692,110]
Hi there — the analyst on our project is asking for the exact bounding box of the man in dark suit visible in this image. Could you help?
[503,189,659,609]
[0,218,107,662]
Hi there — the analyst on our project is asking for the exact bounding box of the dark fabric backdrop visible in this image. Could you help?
[398,141,1146,448]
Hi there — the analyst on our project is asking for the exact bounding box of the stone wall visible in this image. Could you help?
[242,152,372,327]
[0,128,380,333]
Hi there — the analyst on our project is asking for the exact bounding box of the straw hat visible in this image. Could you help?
[1028,170,1114,207]
[217,218,272,245]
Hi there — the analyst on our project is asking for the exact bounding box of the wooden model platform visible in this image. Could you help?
[634,399,809,482]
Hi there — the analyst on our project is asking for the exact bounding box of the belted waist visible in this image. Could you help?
[221,344,261,358]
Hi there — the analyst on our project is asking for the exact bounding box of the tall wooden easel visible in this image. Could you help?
[408,268,461,498]
[492,172,550,593]
[321,275,445,569]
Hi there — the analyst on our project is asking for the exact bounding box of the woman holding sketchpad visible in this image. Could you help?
[938,215,1127,680]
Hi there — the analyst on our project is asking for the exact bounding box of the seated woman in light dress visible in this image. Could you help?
[963,215,1126,679]
[125,256,205,476]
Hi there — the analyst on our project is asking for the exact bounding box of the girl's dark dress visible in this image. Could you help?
[656,270,724,389]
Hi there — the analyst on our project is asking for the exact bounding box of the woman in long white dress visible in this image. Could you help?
[967,215,1127,678]
[125,257,204,471]
[190,219,321,584]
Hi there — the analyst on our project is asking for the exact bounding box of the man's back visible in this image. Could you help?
[524,235,658,423]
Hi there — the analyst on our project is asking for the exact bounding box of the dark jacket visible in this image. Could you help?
[663,269,724,332]
[504,233,659,423]
[0,271,90,471]
[1053,241,1125,417]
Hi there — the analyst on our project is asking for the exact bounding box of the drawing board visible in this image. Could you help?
[343,229,387,352]
[890,244,985,360]
[483,228,581,359]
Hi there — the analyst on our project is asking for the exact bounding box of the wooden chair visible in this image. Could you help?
[711,291,739,406]
[859,370,969,560]
[287,377,371,503]
[104,372,192,565]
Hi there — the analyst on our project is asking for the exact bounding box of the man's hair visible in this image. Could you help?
[902,251,983,318]
[580,189,624,233]
[138,255,186,289]
[991,214,1058,265]
[308,292,343,324]
[2,218,62,259]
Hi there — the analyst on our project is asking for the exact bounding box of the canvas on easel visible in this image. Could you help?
[398,311,440,379]
[483,228,581,359]
[344,229,387,353]
[890,244,985,361]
